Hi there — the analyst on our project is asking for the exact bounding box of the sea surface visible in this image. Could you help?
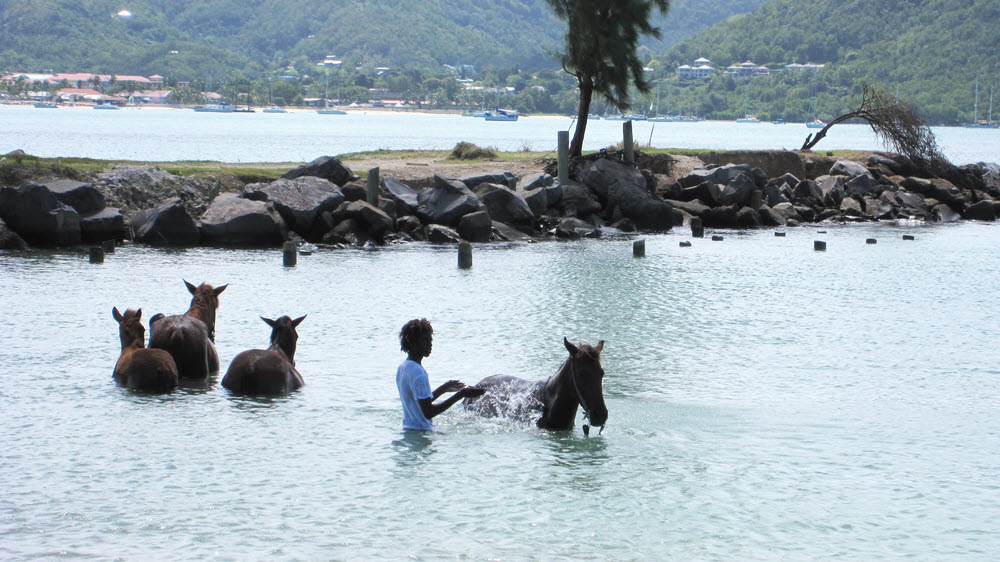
[1,104,999,165]
[2,224,999,559]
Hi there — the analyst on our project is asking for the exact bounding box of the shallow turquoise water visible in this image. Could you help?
[2,223,999,559]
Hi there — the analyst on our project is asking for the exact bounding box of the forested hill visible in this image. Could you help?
[657,0,1000,124]
[0,0,764,79]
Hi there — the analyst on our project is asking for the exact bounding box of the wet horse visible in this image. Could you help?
[221,315,306,395]
[465,338,608,434]
[112,307,179,393]
[148,280,227,379]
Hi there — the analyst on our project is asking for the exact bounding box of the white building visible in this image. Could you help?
[675,58,716,80]
[725,61,771,79]
[785,63,825,73]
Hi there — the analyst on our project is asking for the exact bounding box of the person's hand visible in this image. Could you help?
[440,380,465,393]
[459,387,486,398]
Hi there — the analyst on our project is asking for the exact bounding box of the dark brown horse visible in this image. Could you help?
[221,315,306,395]
[148,280,227,379]
[464,338,608,434]
[112,307,179,393]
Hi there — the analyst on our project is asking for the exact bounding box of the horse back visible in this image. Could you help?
[149,315,216,379]
[221,349,303,395]
[464,374,543,420]
[114,348,179,393]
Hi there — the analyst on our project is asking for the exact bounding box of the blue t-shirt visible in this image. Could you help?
[396,359,433,430]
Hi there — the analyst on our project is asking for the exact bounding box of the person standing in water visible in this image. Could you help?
[396,318,484,430]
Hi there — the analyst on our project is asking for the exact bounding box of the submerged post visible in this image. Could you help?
[557,131,569,185]
[623,121,634,165]
[633,239,645,258]
[367,167,380,206]
[283,241,297,267]
[89,246,104,264]
[458,241,473,269]
[101,239,115,254]
[690,217,704,238]
[814,240,827,251]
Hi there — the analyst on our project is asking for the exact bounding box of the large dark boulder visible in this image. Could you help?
[555,217,596,239]
[792,179,823,205]
[930,203,961,222]
[701,205,739,228]
[475,183,533,225]
[281,156,358,186]
[458,211,493,242]
[80,207,125,242]
[381,175,419,215]
[416,175,486,227]
[425,224,462,243]
[887,190,929,218]
[845,174,880,198]
[577,158,674,230]
[679,181,722,206]
[721,173,756,207]
[243,176,344,239]
[0,182,81,247]
[45,179,106,215]
[829,159,871,178]
[816,175,846,207]
[0,217,28,249]
[558,182,601,218]
[339,200,394,240]
[520,172,554,191]
[763,183,791,207]
[132,197,200,246]
[461,171,517,190]
[757,205,785,226]
[678,164,750,188]
[735,206,762,228]
[963,200,997,221]
[666,199,710,217]
[770,202,801,223]
[492,220,533,242]
[198,193,286,247]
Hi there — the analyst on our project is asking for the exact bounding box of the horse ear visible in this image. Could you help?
[135,308,142,321]
[595,340,604,353]
[564,336,577,355]
[292,315,307,327]
[113,307,123,322]
[261,316,277,328]
[214,284,228,296]
[184,279,197,295]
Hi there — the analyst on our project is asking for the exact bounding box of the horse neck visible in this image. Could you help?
[541,358,581,426]
[119,326,145,352]
[185,299,216,333]
[267,335,295,364]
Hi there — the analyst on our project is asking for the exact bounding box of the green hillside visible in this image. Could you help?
[653,0,1000,125]
[0,0,764,80]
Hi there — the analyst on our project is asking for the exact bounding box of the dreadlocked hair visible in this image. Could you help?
[399,318,433,353]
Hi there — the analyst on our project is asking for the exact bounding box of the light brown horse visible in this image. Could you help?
[112,307,179,393]
[222,315,306,395]
[465,338,608,434]
[148,280,227,379]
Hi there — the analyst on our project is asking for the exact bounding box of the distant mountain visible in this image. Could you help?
[0,0,765,80]
[657,0,1000,124]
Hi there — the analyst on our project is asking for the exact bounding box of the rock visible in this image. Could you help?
[458,211,493,242]
[323,217,365,246]
[816,175,846,207]
[763,183,790,207]
[757,204,785,226]
[0,182,81,247]
[198,193,286,247]
[522,185,551,216]
[340,180,368,202]
[492,220,533,242]
[829,159,871,178]
[721,173,756,207]
[930,204,961,222]
[340,200,394,240]
[80,207,126,242]
[678,164,750,188]
[416,175,486,227]
[845,173,880,197]
[925,178,966,206]
[701,205,739,228]
[793,205,816,222]
[558,181,602,218]
[377,197,398,225]
[868,153,904,175]
[840,196,864,217]
[281,155,358,186]
[243,176,345,239]
[425,224,462,243]
[520,172,554,191]
[578,158,674,230]
[0,217,28,249]
[132,197,200,246]
[767,173,801,189]
[900,176,933,194]
[735,206,762,228]
[44,179,106,215]
[666,199,710,217]
[889,190,929,218]
[792,179,823,205]
[865,197,895,220]
[555,217,595,239]
[396,215,423,236]
[655,178,683,200]
[461,171,517,190]
[963,200,997,221]
[381,175,419,215]
[475,183,533,225]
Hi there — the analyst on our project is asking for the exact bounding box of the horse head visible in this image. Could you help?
[262,315,306,365]
[183,280,228,340]
[113,307,146,350]
[564,337,608,429]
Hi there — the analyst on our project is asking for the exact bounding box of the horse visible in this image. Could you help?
[112,307,179,393]
[148,280,227,379]
[464,338,608,434]
[221,315,306,395]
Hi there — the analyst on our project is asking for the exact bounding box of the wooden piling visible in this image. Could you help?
[458,241,473,269]
[775,232,786,237]
[633,239,645,258]
[679,241,692,247]
[866,238,877,244]
[89,246,104,264]
[712,235,724,241]
[903,235,915,240]
[367,167,380,206]
[283,241,297,267]
[623,121,634,165]
[101,239,115,253]
[557,131,569,185]
[750,189,763,211]
[814,240,827,251]
[690,217,704,238]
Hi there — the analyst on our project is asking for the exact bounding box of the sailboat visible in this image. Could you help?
[965,78,998,128]
[648,83,681,122]
[736,85,760,123]
[193,74,233,112]
[805,84,825,128]
[316,72,347,115]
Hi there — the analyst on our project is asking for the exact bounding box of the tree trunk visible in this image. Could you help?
[570,81,594,158]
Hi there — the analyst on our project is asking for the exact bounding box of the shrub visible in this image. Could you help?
[449,142,498,160]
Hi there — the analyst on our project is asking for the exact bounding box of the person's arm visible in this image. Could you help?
[419,386,485,419]
[432,379,464,399]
